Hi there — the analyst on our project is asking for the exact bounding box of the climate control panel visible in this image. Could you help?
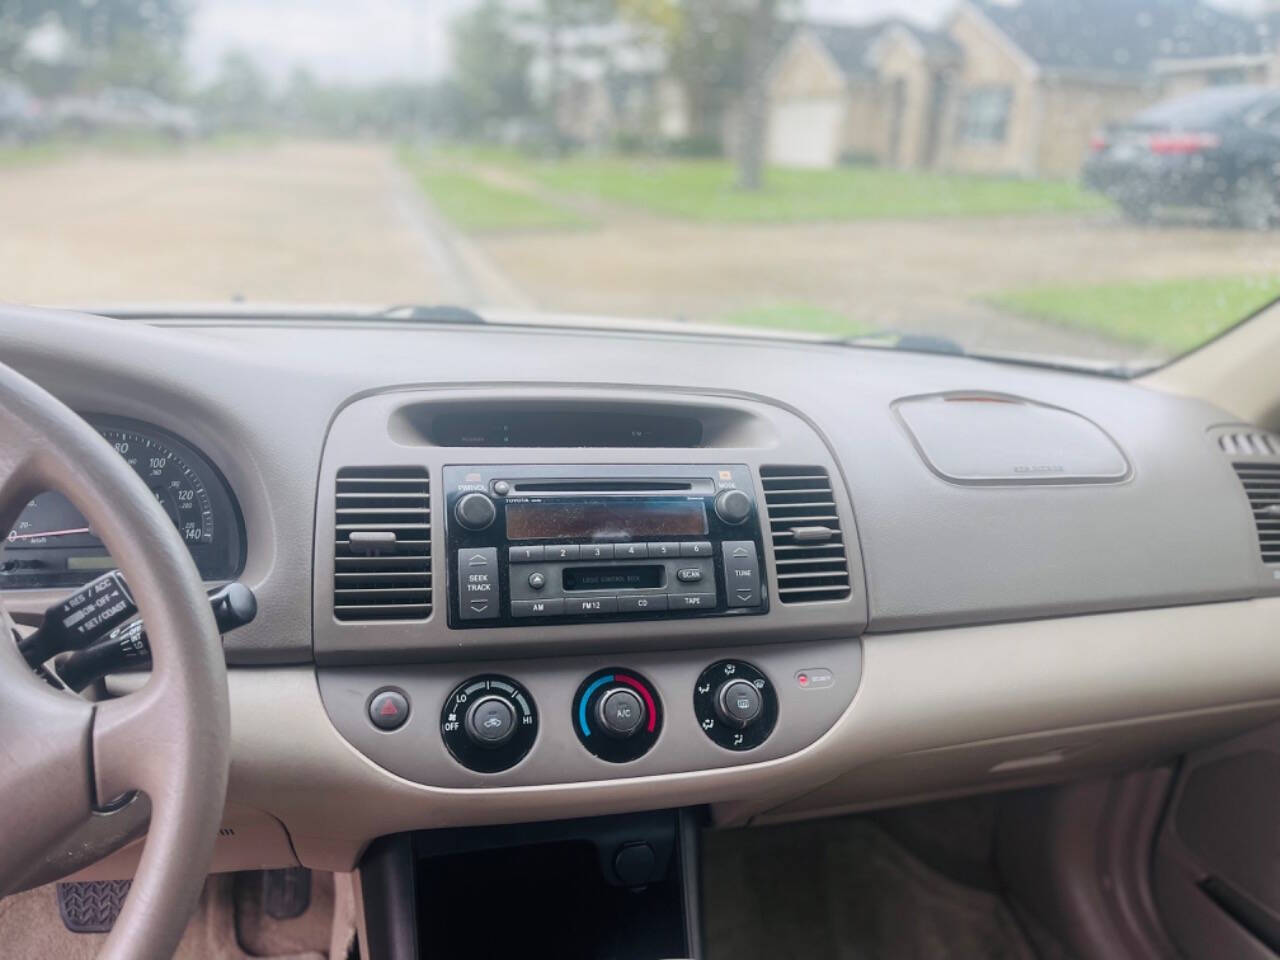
[316,638,861,789]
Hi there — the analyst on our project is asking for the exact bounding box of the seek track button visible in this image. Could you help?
[456,547,499,620]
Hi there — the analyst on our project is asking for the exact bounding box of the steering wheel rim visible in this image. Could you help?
[0,360,229,959]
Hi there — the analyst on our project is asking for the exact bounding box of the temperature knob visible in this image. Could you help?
[454,492,496,531]
[573,668,662,763]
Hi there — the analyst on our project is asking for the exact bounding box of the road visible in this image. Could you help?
[5,139,1280,365]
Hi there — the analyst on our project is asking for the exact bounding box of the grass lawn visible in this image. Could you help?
[988,275,1280,353]
[401,150,588,233]
[476,151,1106,223]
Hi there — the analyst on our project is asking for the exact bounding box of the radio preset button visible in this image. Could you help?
[565,596,618,616]
[619,594,668,613]
[581,543,614,560]
[547,544,580,561]
[509,545,543,563]
[680,541,713,558]
[647,542,678,558]
[670,592,716,610]
[616,542,649,560]
[511,598,564,618]
[676,567,704,583]
[723,540,762,608]
[457,547,499,620]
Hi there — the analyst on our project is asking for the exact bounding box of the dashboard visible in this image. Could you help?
[5,305,1280,880]
[1,416,243,590]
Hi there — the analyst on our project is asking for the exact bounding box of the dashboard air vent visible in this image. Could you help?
[759,465,851,603]
[333,466,432,621]
[1220,431,1280,456]
[1232,462,1280,564]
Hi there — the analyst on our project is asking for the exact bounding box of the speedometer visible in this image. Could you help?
[1,418,243,588]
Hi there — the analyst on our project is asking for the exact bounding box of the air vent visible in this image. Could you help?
[333,467,432,621]
[759,465,851,603]
[1220,431,1280,456]
[1232,462,1280,564]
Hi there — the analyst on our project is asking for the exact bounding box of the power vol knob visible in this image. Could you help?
[454,492,496,531]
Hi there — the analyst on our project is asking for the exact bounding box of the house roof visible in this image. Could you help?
[797,19,959,78]
[970,0,1268,77]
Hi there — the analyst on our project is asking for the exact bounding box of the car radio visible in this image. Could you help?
[444,464,768,628]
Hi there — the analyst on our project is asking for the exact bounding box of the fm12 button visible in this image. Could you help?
[457,547,499,619]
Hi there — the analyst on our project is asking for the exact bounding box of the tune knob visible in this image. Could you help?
[714,488,753,525]
[454,492,496,531]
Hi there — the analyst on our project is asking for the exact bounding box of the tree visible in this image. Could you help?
[517,0,617,152]
[735,0,777,190]
[198,50,270,129]
[450,0,535,137]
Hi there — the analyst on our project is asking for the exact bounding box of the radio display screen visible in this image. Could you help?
[505,498,708,541]
[563,565,665,591]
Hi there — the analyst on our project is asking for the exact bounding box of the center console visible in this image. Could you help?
[312,388,866,791]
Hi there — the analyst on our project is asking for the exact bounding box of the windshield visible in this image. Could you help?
[5,0,1280,373]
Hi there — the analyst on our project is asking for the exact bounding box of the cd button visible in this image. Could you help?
[511,599,564,617]
[680,541,713,558]
[565,596,618,616]
[670,592,716,610]
[616,542,648,560]
[619,594,668,613]
[581,543,614,560]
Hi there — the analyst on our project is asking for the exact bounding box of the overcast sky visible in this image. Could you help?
[187,0,1267,87]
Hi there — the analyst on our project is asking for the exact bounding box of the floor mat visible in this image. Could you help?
[0,874,325,960]
[701,817,1038,960]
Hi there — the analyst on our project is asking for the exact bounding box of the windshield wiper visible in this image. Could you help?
[369,304,488,325]
[832,329,966,357]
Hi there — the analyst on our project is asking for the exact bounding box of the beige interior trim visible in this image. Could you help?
[1143,303,1280,427]
[209,597,1280,872]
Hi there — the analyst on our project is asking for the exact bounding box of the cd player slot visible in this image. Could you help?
[508,478,714,495]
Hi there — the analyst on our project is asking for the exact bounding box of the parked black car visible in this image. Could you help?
[1084,85,1280,229]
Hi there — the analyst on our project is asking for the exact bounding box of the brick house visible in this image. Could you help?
[766,0,1277,178]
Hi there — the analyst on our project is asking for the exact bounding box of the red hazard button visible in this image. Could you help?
[368,689,409,731]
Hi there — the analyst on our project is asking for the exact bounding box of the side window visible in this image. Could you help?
[1251,103,1280,135]
[956,86,1013,144]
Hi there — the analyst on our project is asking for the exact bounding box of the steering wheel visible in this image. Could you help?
[0,360,230,959]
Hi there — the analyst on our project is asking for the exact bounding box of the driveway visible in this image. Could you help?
[0,141,462,306]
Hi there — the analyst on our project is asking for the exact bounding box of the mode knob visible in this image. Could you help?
[715,679,763,729]
[455,492,496,531]
[714,488,753,525]
[596,687,646,739]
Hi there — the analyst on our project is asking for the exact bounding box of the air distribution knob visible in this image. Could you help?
[714,488,753,525]
[454,492,496,531]
[715,678,764,730]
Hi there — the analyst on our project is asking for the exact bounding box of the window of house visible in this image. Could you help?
[956,86,1013,143]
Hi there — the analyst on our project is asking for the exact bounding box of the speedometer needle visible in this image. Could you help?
[7,526,92,542]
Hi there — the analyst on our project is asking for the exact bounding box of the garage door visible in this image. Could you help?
[768,97,845,169]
